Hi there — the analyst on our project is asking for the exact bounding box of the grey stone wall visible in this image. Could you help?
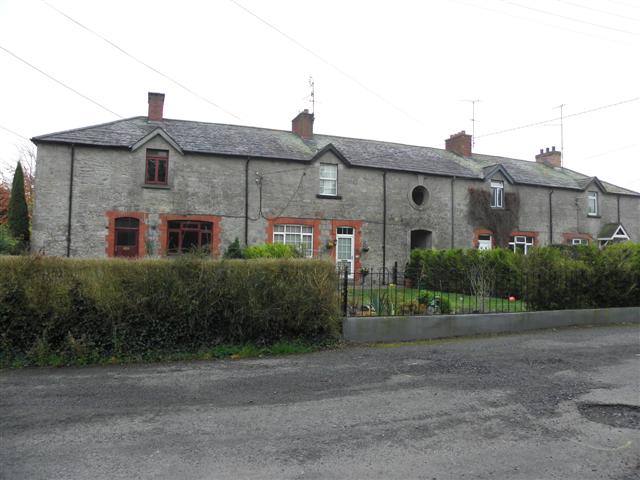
[31,136,640,268]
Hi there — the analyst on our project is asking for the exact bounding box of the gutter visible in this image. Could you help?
[451,176,456,248]
[245,157,250,246]
[549,189,554,245]
[66,144,76,257]
[382,171,387,276]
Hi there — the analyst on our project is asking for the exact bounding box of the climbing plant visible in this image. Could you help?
[467,188,520,247]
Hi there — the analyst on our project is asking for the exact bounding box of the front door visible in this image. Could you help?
[114,217,140,257]
[336,226,355,277]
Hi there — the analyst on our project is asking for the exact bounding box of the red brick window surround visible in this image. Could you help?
[265,217,321,258]
[106,211,148,258]
[562,232,592,245]
[145,149,168,185]
[159,214,221,257]
[472,228,495,249]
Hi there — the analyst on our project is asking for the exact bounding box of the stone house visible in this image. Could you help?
[31,92,639,274]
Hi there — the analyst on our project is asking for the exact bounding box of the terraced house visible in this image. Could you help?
[31,92,639,274]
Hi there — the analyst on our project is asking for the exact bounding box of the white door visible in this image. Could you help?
[336,227,355,277]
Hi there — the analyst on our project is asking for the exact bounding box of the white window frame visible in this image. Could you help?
[273,224,314,258]
[477,234,492,250]
[491,180,504,208]
[319,163,338,196]
[571,238,588,246]
[587,191,598,216]
[509,235,534,254]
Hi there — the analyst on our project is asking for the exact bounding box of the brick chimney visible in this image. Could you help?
[535,146,561,168]
[445,131,472,157]
[292,109,314,139]
[148,92,165,121]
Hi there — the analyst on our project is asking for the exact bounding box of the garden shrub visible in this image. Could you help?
[0,256,340,364]
[407,243,639,311]
[223,238,244,259]
[0,225,19,255]
[243,243,302,259]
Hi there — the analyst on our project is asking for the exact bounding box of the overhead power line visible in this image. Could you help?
[554,0,640,23]
[227,0,427,127]
[0,124,30,142]
[451,0,631,46]
[501,0,640,37]
[0,44,123,118]
[477,97,639,139]
[40,0,242,121]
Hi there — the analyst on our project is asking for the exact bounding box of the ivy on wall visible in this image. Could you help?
[467,188,520,247]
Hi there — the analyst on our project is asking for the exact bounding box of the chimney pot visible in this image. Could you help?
[539,149,543,154]
[148,92,165,122]
[536,146,562,168]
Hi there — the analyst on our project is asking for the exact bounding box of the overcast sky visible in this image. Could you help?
[1,0,639,191]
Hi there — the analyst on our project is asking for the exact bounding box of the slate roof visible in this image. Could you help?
[32,116,640,196]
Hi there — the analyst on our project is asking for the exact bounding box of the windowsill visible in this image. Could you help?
[142,184,170,190]
[316,194,342,200]
[587,214,600,218]
[490,206,504,209]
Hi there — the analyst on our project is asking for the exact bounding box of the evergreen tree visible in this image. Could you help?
[7,162,30,247]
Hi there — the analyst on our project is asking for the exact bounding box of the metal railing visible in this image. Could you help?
[338,262,598,317]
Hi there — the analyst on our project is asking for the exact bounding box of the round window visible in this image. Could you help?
[411,185,428,206]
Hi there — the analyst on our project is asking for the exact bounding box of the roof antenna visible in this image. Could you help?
[464,99,480,148]
[309,76,315,114]
[553,103,566,167]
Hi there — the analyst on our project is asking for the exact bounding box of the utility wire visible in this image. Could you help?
[604,0,640,10]
[227,0,427,127]
[0,44,123,118]
[500,0,640,37]
[0,124,30,142]
[553,0,640,23]
[451,0,631,46]
[40,0,243,121]
[477,97,639,139]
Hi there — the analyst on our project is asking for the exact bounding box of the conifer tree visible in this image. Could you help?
[7,161,30,248]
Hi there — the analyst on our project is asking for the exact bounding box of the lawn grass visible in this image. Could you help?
[346,285,527,315]
[1,339,336,369]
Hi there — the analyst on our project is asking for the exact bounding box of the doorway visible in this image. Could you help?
[336,226,355,277]
[410,229,432,250]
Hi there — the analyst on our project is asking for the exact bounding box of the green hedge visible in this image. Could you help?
[0,257,340,363]
[407,243,640,310]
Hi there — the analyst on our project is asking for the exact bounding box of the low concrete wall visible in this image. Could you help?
[342,307,640,343]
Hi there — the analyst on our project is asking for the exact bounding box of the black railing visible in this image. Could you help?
[338,262,606,317]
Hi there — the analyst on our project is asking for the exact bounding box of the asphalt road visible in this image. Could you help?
[1,325,639,480]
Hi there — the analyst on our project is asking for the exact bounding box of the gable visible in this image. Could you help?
[130,128,184,155]
[597,223,630,240]
[310,143,351,167]
[482,164,514,184]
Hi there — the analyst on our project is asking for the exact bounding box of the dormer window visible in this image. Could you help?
[587,191,598,216]
[319,164,337,196]
[490,180,504,208]
[145,149,168,185]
